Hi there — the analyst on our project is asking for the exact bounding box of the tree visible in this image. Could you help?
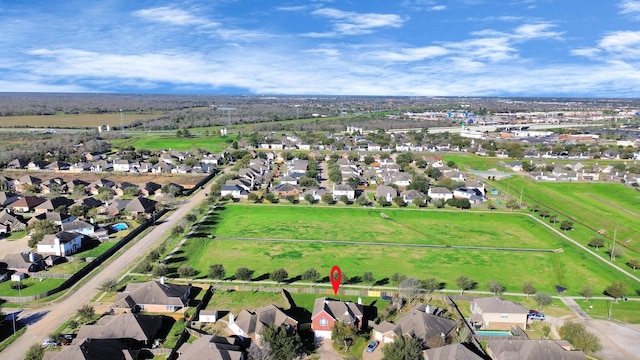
[394,196,406,207]
[363,271,376,287]
[588,237,605,250]
[260,326,304,360]
[560,220,573,231]
[339,195,351,205]
[400,278,422,301]
[208,264,226,280]
[24,344,44,360]
[485,200,496,210]
[539,209,550,218]
[559,322,602,354]
[505,199,520,210]
[628,258,640,271]
[542,325,551,339]
[381,335,424,360]
[604,281,626,301]
[304,194,316,204]
[579,286,593,301]
[270,268,288,284]
[77,304,95,322]
[302,268,320,284]
[331,321,357,351]
[455,275,475,295]
[607,246,623,261]
[391,272,407,286]
[248,192,260,203]
[322,194,334,205]
[413,198,426,208]
[264,192,279,203]
[487,280,505,296]
[152,263,168,277]
[356,194,371,207]
[27,219,58,247]
[235,267,254,282]
[99,278,118,293]
[522,282,537,298]
[69,204,87,218]
[421,277,440,293]
[178,265,196,278]
[171,225,185,237]
[285,195,297,204]
[534,293,552,310]
[378,198,390,207]
[549,215,559,224]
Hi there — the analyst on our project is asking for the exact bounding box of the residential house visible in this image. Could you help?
[508,161,523,172]
[311,297,364,339]
[28,211,74,226]
[27,160,48,171]
[221,184,247,199]
[40,178,67,194]
[62,220,95,236]
[0,210,26,231]
[177,336,245,360]
[76,196,103,211]
[229,304,299,344]
[37,231,83,256]
[34,196,75,214]
[13,175,42,192]
[453,187,484,204]
[388,172,412,187]
[44,161,70,171]
[299,188,326,203]
[425,343,486,360]
[112,279,191,313]
[279,175,298,185]
[112,159,131,172]
[401,189,426,204]
[151,162,173,173]
[428,187,453,201]
[373,304,456,346]
[114,182,139,197]
[44,338,139,360]
[376,185,397,203]
[485,339,585,360]
[91,160,112,172]
[7,158,28,169]
[139,182,161,197]
[99,199,130,218]
[273,183,301,197]
[469,297,528,330]
[9,196,46,212]
[0,192,20,207]
[0,252,44,273]
[125,197,158,217]
[66,179,89,194]
[69,162,92,172]
[75,313,163,347]
[332,184,355,201]
[88,179,115,195]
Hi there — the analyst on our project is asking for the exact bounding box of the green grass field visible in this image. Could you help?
[111,134,232,152]
[492,177,640,253]
[574,299,640,324]
[0,278,66,297]
[0,112,159,128]
[170,205,637,297]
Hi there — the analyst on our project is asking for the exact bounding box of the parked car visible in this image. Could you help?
[529,312,545,321]
[366,340,379,353]
[42,338,58,347]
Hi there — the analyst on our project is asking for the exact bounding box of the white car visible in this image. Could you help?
[42,338,58,347]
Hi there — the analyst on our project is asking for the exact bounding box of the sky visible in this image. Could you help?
[1,0,640,97]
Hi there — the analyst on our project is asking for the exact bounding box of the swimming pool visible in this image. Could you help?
[111,223,128,231]
[475,330,513,337]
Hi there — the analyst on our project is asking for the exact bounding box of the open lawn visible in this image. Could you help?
[209,205,564,249]
[0,112,159,128]
[171,205,637,297]
[493,177,640,254]
[205,289,288,315]
[0,277,66,297]
[574,299,640,324]
[111,134,231,153]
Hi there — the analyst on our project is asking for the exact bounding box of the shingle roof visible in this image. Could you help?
[486,339,586,360]
[473,297,528,314]
[178,336,244,360]
[113,280,190,308]
[233,304,298,336]
[45,338,138,360]
[425,343,485,360]
[312,298,363,325]
[374,304,456,344]
[75,313,163,343]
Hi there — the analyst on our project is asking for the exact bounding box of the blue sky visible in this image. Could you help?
[1,0,639,96]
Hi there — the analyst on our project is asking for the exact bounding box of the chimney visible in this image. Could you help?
[357,297,362,305]
[160,276,165,285]
[425,304,431,314]
[28,252,35,263]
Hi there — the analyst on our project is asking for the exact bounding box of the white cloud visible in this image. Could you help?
[368,46,450,62]
[308,8,404,36]
[598,30,640,59]
[429,5,447,11]
[133,6,216,27]
[620,0,640,18]
[512,23,563,40]
[570,48,602,58]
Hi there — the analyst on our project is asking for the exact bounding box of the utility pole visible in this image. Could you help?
[218,107,236,126]
[119,109,124,135]
[610,227,617,262]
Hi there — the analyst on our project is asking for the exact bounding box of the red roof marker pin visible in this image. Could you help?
[330,266,342,295]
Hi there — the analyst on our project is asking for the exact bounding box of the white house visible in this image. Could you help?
[332,184,355,201]
[61,220,95,236]
[37,231,82,256]
[428,187,453,201]
[112,160,131,172]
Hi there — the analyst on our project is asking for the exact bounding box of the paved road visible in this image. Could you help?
[2,185,211,360]
[0,236,30,255]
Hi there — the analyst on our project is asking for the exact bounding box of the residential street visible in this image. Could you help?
[1,184,211,360]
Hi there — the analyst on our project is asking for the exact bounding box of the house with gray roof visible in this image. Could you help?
[43,338,139,360]
[486,339,585,360]
[428,187,453,201]
[311,297,364,339]
[425,343,486,360]
[177,336,245,360]
[376,185,397,203]
[0,192,19,207]
[470,297,528,330]
[62,220,95,236]
[124,197,158,216]
[75,313,163,347]
[373,303,456,347]
[229,304,298,344]
[112,279,191,313]
[37,231,83,256]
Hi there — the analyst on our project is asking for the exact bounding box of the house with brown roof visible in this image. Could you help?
[13,175,42,192]
[124,197,158,217]
[229,304,299,345]
[373,304,456,347]
[0,252,44,273]
[470,297,528,330]
[425,343,486,360]
[177,336,245,360]
[75,313,163,347]
[485,339,585,360]
[311,297,364,339]
[0,210,26,231]
[9,196,46,212]
[112,278,191,313]
[0,191,20,207]
[34,196,75,214]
